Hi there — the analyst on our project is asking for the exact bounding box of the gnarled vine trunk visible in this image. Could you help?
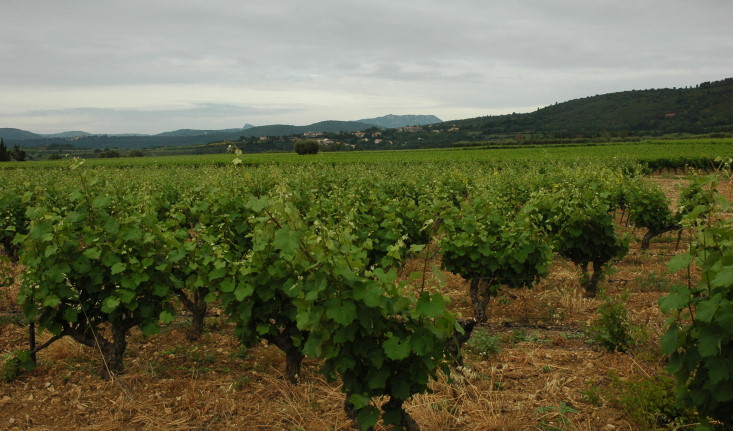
[177,288,207,341]
[67,321,131,380]
[580,261,605,298]
[469,278,492,323]
[266,322,304,384]
[383,397,420,431]
[641,227,679,250]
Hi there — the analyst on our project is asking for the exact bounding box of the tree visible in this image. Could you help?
[10,145,26,162]
[294,139,319,155]
[0,138,11,162]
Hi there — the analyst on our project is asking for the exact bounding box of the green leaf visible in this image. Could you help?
[712,380,733,402]
[92,195,112,209]
[83,247,101,260]
[220,278,235,293]
[711,266,733,288]
[64,308,79,323]
[104,219,119,234]
[383,336,411,360]
[42,295,61,308]
[659,285,691,313]
[698,328,721,357]
[117,289,136,304]
[705,356,730,385]
[356,406,380,431]
[274,227,299,255]
[141,322,159,336]
[159,310,175,324]
[101,297,120,313]
[102,252,121,267]
[348,393,371,410]
[660,326,680,355]
[110,262,127,275]
[353,283,384,307]
[416,292,446,318]
[234,283,253,301]
[326,301,357,326]
[153,284,169,297]
[408,244,426,253]
[668,253,693,272]
[410,328,435,355]
[696,295,722,323]
[246,196,268,212]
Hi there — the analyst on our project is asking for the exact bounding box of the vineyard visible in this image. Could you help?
[2,151,733,430]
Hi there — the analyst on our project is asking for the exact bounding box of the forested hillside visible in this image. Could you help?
[450,78,733,137]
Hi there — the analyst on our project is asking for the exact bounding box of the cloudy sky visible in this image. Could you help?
[2,0,732,135]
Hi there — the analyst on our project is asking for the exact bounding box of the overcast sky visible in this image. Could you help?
[2,0,732,135]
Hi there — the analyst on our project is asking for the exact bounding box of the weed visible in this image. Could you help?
[579,380,604,407]
[609,374,697,430]
[230,345,250,360]
[497,294,512,305]
[466,328,501,358]
[543,303,565,323]
[536,402,579,431]
[1,350,34,382]
[232,375,251,391]
[636,272,670,292]
[204,316,226,332]
[560,331,586,340]
[507,328,548,346]
[1,356,22,382]
[587,291,646,352]
[145,359,167,377]
[0,313,24,328]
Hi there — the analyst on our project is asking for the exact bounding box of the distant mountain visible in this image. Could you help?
[240,120,371,138]
[358,114,442,128]
[3,120,375,149]
[0,128,43,140]
[155,124,254,137]
[43,131,93,138]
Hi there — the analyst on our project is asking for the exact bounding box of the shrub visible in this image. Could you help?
[610,374,696,430]
[466,328,502,358]
[587,291,645,352]
[294,140,319,155]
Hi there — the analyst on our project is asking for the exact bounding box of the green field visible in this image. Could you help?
[3,138,733,169]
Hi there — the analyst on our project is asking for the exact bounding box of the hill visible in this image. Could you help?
[155,124,255,137]
[448,78,733,137]
[42,131,94,138]
[0,128,43,140]
[358,114,442,128]
[1,121,373,150]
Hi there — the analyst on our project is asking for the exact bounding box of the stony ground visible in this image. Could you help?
[1,174,728,431]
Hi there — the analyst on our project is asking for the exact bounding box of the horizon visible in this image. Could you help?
[2,1,732,135]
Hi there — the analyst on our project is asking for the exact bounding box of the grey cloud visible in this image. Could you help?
[19,104,303,134]
[2,0,732,132]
